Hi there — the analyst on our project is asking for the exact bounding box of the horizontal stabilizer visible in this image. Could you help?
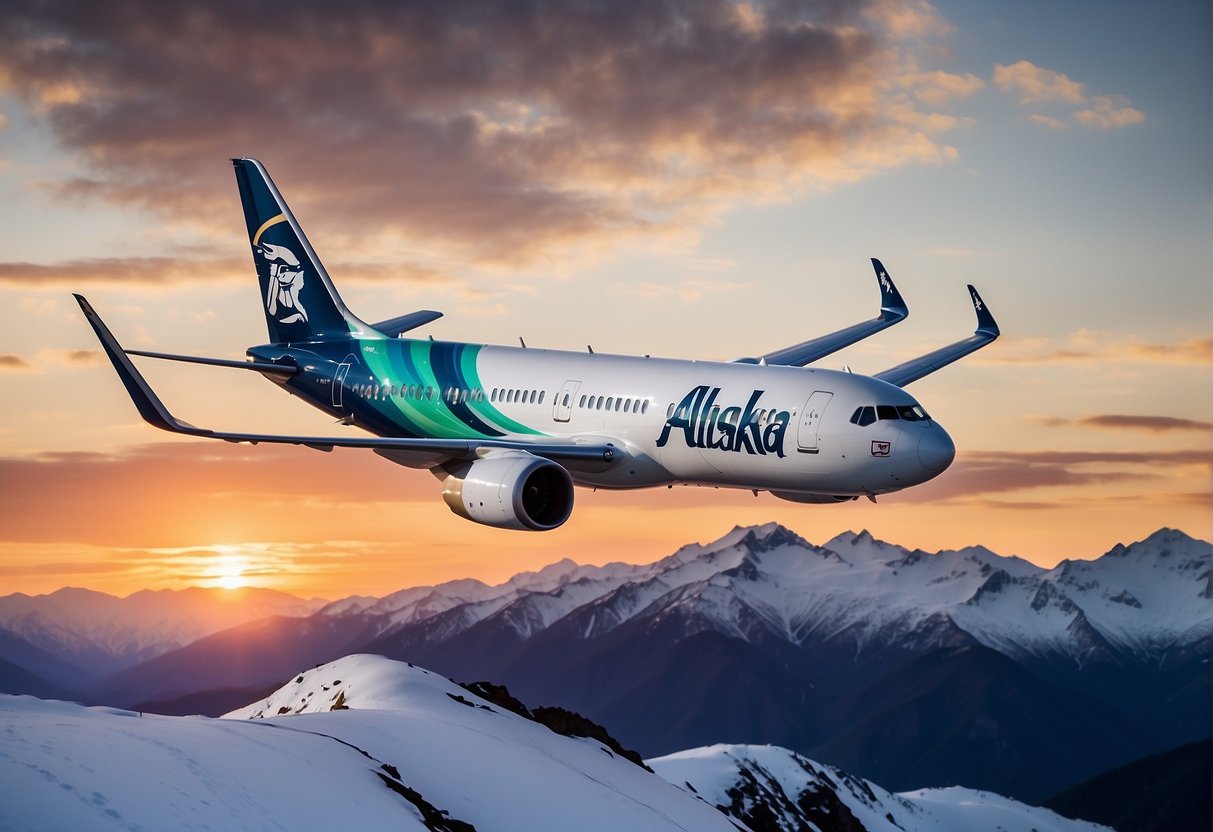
[369,310,444,338]
[125,349,298,377]
[735,258,908,366]
[76,295,619,465]
[874,285,999,388]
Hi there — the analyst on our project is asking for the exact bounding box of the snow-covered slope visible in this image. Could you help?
[2,655,735,832]
[649,744,1112,832]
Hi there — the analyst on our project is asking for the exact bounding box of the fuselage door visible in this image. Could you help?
[332,361,352,409]
[553,380,580,423]
[797,391,833,453]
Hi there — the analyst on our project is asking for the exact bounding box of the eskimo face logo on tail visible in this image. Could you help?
[657,386,790,457]
[259,242,308,324]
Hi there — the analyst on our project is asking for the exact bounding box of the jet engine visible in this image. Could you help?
[771,491,856,504]
[442,452,574,531]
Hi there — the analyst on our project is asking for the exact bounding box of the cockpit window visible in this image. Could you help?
[852,403,929,427]
[850,406,877,427]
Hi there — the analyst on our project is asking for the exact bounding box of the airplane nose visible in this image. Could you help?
[917,427,956,476]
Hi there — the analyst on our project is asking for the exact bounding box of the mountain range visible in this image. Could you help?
[0,654,1113,832]
[1,524,1208,803]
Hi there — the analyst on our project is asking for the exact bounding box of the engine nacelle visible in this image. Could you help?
[770,491,856,504]
[442,452,574,531]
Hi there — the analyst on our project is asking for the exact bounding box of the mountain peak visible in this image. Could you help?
[1102,527,1210,560]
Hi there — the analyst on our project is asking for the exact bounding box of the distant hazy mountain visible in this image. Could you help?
[0,586,327,677]
[1,655,1112,832]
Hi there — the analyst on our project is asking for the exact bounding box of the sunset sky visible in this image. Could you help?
[0,0,1209,600]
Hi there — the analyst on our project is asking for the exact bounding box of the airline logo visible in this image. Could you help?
[871,440,891,457]
[657,386,790,457]
[259,242,309,324]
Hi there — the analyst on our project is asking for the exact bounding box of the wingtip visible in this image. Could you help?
[870,258,908,317]
[967,284,1000,337]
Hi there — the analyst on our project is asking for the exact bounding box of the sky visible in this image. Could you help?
[0,0,1209,600]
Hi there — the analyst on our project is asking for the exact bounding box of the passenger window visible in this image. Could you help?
[425,386,433,399]
[614,398,622,412]
[666,403,674,418]
[579,395,586,408]
[538,391,545,404]
[877,405,899,420]
[605,397,613,410]
[641,400,649,415]
[490,388,497,402]
[530,390,537,404]
[563,393,570,407]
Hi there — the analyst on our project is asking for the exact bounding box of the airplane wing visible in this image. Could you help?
[75,295,618,465]
[124,349,298,377]
[734,258,908,366]
[369,310,444,338]
[874,285,999,387]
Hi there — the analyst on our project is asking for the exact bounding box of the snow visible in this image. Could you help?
[649,744,1114,832]
[3,655,737,832]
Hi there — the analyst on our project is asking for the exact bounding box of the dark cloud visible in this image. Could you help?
[1041,414,1213,433]
[0,0,958,266]
[889,447,1211,504]
[0,354,34,371]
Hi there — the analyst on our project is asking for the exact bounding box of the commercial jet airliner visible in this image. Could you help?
[76,158,1000,531]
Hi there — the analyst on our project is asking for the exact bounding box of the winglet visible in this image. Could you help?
[871,258,908,319]
[968,284,999,336]
[873,284,1001,388]
[735,258,910,366]
[73,295,207,435]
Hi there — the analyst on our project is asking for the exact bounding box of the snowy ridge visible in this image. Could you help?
[1,654,1113,832]
[648,744,1113,832]
[412,524,1212,665]
[2,655,736,832]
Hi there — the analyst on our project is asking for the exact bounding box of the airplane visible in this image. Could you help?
[75,158,1000,531]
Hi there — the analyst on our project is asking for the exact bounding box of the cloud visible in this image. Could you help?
[0,353,34,372]
[1040,414,1213,433]
[994,60,1085,104]
[1028,113,1067,130]
[978,333,1213,366]
[0,256,450,286]
[903,69,984,106]
[993,60,1143,129]
[0,0,971,268]
[890,447,1212,504]
[1073,95,1145,129]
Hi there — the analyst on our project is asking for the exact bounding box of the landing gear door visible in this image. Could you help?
[332,361,352,409]
[553,380,580,423]
[797,391,833,453]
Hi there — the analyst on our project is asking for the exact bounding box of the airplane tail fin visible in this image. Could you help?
[232,158,371,343]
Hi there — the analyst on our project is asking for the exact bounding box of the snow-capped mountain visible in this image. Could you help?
[0,655,1114,832]
[649,744,1111,832]
[0,586,327,678]
[363,523,1210,670]
[4,524,1207,804]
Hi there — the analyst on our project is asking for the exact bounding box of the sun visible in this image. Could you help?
[214,553,249,590]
